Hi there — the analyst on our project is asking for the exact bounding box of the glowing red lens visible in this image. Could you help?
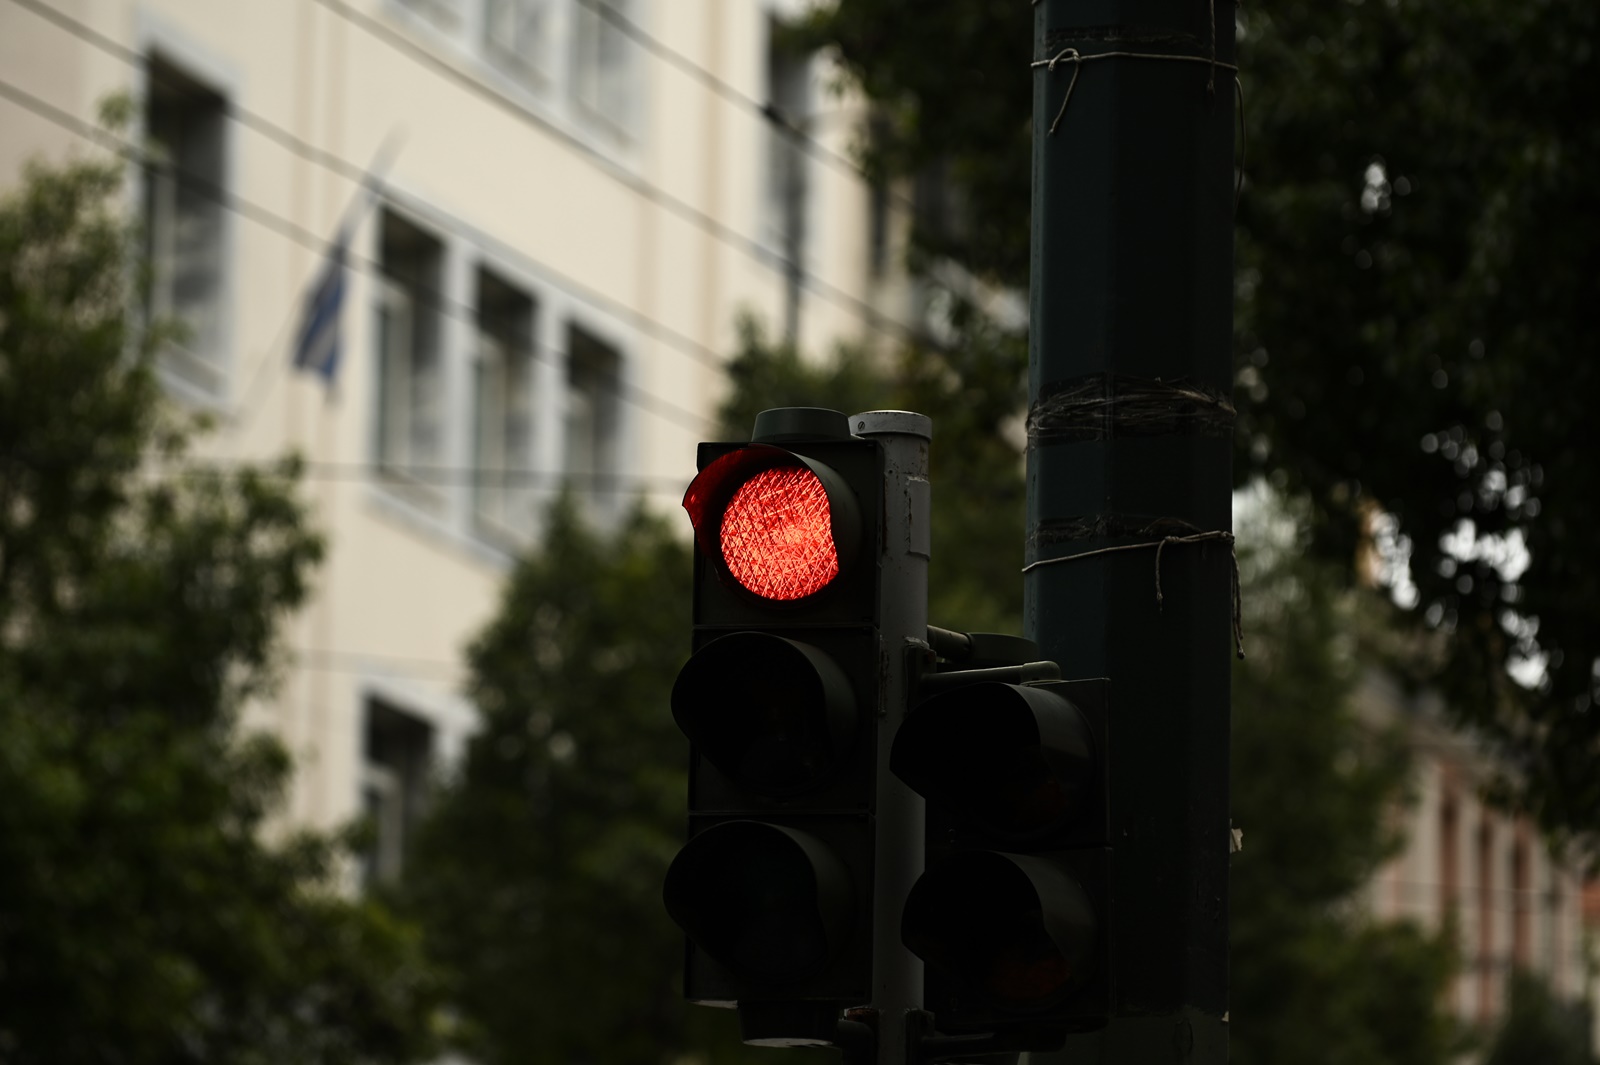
[720,466,840,600]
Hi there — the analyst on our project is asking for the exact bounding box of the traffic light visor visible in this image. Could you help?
[663,821,856,983]
[902,852,1096,1011]
[672,632,858,797]
[892,683,1094,842]
[684,445,861,602]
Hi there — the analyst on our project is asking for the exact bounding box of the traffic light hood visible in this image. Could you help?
[892,682,1095,842]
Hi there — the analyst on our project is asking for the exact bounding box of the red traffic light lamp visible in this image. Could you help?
[684,443,863,603]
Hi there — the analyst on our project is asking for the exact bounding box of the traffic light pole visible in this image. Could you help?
[851,410,931,1065]
[1025,1,1236,1063]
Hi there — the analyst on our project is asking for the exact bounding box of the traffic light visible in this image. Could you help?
[893,633,1111,1052]
[663,407,886,1046]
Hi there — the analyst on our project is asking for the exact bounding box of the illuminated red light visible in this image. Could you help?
[720,466,840,600]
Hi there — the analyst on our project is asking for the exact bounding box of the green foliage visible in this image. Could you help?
[810,0,1600,846]
[793,1,1030,281]
[1229,500,1458,1065]
[794,1,1031,285]
[1231,0,1600,845]
[1485,970,1596,1065]
[404,497,806,1064]
[0,147,437,1062]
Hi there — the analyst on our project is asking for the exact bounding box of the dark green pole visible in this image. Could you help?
[1025,1,1236,1062]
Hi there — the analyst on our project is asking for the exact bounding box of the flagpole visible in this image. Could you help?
[227,127,408,427]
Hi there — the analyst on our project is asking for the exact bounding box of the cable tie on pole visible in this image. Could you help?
[1030,48,1240,136]
[1022,530,1245,660]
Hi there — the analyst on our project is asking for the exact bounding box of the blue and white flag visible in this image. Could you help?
[292,228,349,384]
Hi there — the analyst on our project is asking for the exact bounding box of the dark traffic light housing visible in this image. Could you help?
[894,636,1112,1051]
[664,409,884,1037]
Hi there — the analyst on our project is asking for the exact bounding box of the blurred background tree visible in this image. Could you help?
[802,0,1600,850]
[402,496,837,1064]
[1484,971,1597,1065]
[1228,496,1459,1065]
[0,133,439,1063]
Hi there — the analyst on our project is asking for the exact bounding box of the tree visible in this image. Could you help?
[0,132,438,1063]
[1232,0,1600,847]
[804,0,1600,847]
[1228,496,1459,1065]
[403,497,827,1064]
[1484,970,1596,1065]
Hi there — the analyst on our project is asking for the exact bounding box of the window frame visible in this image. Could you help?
[382,0,645,151]
[472,270,539,543]
[360,697,436,887]
[138,42,236,403]
[373,210,449,501]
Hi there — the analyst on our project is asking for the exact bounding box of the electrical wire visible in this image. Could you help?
[0,71,716,435]
[145,456,691,494]
[290,647,464,678]
[305,0,919,347]
[0,73,1032,502]
[3,0,739,384]
[9,0,896,343]
[572,0,916,213]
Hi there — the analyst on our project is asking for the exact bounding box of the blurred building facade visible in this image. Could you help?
[1356,671,1598,1046]
[0,0,913,881]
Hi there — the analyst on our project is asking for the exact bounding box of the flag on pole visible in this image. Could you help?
[292,227,349,384]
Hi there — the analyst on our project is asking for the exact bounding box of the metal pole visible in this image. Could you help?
[1024,1,1236,1062]
[852,410,932,1065]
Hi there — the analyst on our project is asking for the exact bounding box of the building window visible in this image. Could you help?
[144,55,227,393]
[764,20,810,340]
[375,211,446,490]
[1511,837,1530,969]
[399,0,465,31]
[473,270,537,539]
[867,116,892,280]
[1476,819,1495,1020]
[484,0,554,84]
[571,0,633,137]
[1439,794,1458,920]
[564,325,620,489]
[361,699,434,885]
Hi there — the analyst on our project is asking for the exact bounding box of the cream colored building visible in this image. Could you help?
[0,0,912,880]
[1357,670,1597,1045]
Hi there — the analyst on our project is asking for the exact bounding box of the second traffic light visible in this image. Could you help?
[663,408,884,1041]
[894,636,1112,1050]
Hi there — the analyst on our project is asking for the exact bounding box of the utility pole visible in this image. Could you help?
[1025,1,1237,1062]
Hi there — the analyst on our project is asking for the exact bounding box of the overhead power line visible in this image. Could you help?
[0,72,716,435]
[147,456,691,495]
[3,0,730,381]
[573,0,916,214]
[306,0,916,347]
